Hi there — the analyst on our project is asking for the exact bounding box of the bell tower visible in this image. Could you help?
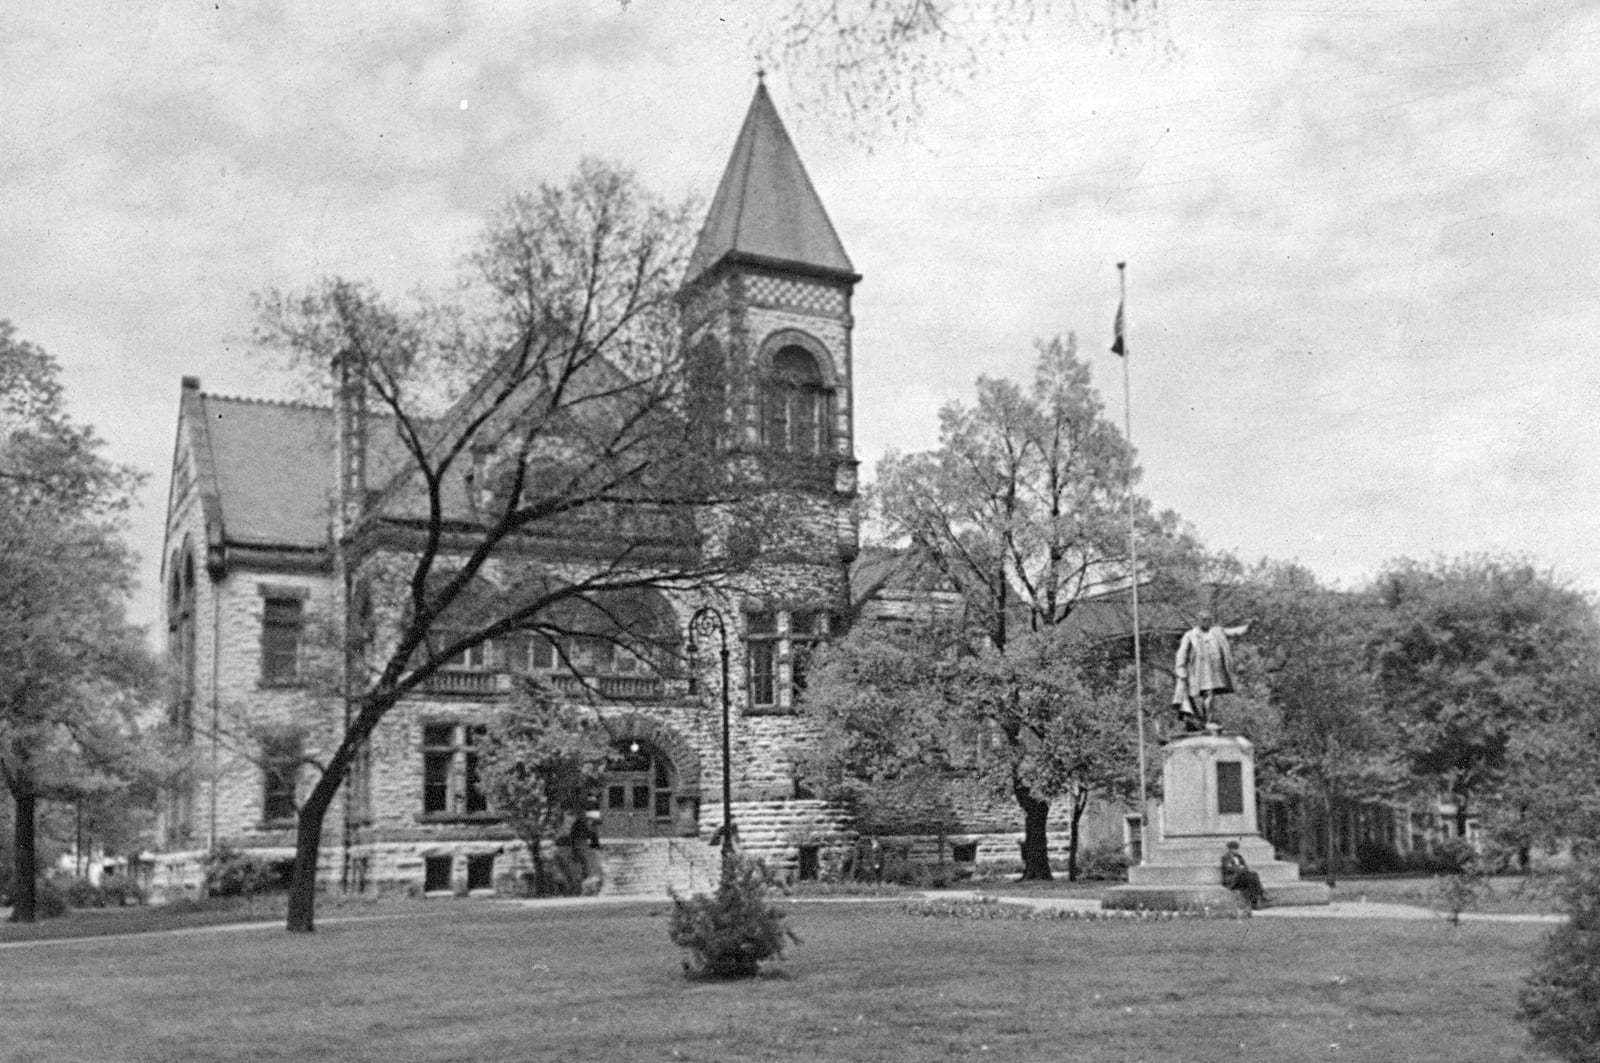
[681,79,861,560]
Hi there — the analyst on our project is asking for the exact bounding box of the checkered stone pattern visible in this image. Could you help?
[746,275,846,317]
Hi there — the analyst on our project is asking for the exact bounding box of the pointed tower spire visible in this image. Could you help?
[684,82,857,287]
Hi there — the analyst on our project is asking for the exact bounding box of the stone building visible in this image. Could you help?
[154,84,1130,898]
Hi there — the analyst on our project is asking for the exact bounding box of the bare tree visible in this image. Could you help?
[758,0,1169,136]
[255,160,789,932]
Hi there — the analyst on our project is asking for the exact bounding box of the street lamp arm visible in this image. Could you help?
[687,604,737,860]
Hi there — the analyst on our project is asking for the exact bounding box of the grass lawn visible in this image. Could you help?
[0,899,1557,1062]
[0,893,430,944]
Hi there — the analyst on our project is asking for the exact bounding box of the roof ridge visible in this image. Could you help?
[201,391,333,413]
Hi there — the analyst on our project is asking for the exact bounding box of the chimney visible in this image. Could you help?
[333,349,368,539]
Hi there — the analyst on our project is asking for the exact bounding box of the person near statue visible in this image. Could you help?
[1172,609,1252,732]
[1221,840,1266,908]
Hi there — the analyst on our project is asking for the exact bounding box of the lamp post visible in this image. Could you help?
[687,606,736,859]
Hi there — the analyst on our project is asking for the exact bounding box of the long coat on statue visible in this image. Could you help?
[1171,623,1246,705]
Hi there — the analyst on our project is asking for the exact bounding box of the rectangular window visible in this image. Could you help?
[463,725,487,815]
[261,598,304,685]
[747,625,778,710]
[789,610,828,697]
[423,855,453,893]
[421,722,491,818]
[260,732,302,824]
[466,853,495,892]
[573,636,613,672]
[744,608,835,712]
[444,635,489,671]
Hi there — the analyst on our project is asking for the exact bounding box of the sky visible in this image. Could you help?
[4,0,1598,638]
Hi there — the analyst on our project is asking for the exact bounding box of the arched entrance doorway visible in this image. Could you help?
[596,716,701,839]
[600,739,675,838]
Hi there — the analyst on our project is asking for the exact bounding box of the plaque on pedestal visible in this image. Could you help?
[1103,732,1329,910]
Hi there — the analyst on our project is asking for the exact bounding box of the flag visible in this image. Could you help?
[1110,297,1125,357]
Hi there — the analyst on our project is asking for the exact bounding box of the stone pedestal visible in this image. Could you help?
[1103,732,1329,909]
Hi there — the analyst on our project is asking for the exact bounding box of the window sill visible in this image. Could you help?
[743,705,797,717]
[257,680,306,691]
[256,818,296,831]
[417,813,503,825]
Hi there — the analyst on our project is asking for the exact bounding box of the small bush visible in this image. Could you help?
[63,878,111,909]
[32,879,69,919]
[1077,843,1133,883]
[100,879,147,907]
[202,847,287,898]
[1520,857,1600,1063]
[669,856,799,979]
[1355,839,1403,875]
[1403,838,1477,875]
[1433,865,1488,926]
[973,858,1026,881]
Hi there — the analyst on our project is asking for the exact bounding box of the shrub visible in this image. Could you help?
[1403,838,1477,875]
[100,878,146,907]
[1520,857,1600,1062]
[1077,843,1133,883]
[668,856,799,979]
[63,877,111,909]
[1355,839,1403,874]
[1433,865,1488,926]
[32,878,69,919]
[202,847,287,898]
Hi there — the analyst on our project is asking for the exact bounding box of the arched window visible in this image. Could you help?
[762,345,831,456]
[166,544,198,845]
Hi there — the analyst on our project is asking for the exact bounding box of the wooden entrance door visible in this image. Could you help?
[600,741,673,838]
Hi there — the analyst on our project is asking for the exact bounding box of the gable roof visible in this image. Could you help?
[186,388,338,550]
[684,81,856,286]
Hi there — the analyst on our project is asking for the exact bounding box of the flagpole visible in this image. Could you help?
[1115,261,1151,864]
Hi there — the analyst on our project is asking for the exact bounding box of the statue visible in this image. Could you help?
[1172,609,1252,732]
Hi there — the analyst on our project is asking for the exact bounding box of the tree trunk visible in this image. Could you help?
[1297,798,1311,869]
[523,827,549,897]
[1323,786,1338,889]
[9,789,37,923]
[1016,787,1052,880]
[286,766,343,933]
[1066,786,1089,882]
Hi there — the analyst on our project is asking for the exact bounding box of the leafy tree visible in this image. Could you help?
[1493,715,1600,867]
[965,628,1141,879]
[1233,562,1398,884]
[798,617,980,840]
[254,160,783,932]
[803,612,1143,881]
[1,322,156,923]
[1369,557,1600,846]
[478,690,610,897]
[871,336,1193,877]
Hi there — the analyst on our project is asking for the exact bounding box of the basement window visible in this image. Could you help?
[423,856,453,894]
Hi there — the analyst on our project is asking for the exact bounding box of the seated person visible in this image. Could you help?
[1220,841,1266,908]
